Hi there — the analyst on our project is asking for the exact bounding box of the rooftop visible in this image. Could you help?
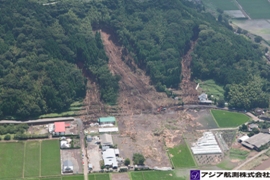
[54,122,65,132]
[103,148,118,167]
[100,133,113,146]
[63,160,73,167]
[238,135,249,142]
[191,132,222,155]
[99,117,116,123]
[99,127,119,133]
[245,133,270,148]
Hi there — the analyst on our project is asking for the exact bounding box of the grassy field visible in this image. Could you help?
[168,142,196,168]
[237,0,270,19]
[198,79,225,100]
[202,0,239,10]
[211,110,250,127]
[24,141,41,177]
[41,140,61,176]
[62,175,84,180]
[0,142,25,179]
[230,148,249,160]
[131,171,185,180]
[88,174,110,180]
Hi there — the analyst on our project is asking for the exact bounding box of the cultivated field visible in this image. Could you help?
[211,110,250,127]
[202,0,239,10]
[237,0,270,19]
[131,171,184,180]
[168,142,196,168]
[41,140,61,176]
[198,79,225,100]
[88,174,110,180]
[0,140,61,180]
[0,142,25,179]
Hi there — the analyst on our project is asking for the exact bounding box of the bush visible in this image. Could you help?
[124,158,130,166]
[0,137,2,141]
[255,36,262,43]
[132,153,145,165]
[4,134,11,140]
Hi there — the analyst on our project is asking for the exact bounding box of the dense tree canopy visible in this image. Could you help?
[1,0,269,119]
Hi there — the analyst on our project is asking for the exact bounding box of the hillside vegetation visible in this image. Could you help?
[0,0,269,119]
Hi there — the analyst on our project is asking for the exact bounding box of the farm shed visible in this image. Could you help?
[48,123,54,133]
[198,93,212,104]
[99,127,119,133]
[86,135,92,142]
[238,135,249,143]
[242,133,270,151]
[98,117,116,125]
[114,149,120,156]
[248,124,259,131]
[100,133,113,146]
[63,160,73,173]
[191,132,222,154]
[102,148,118,168]
[54,122,65,135]
[60,140,70,149]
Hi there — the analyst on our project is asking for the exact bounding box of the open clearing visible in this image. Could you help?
[41,140,61,176]
[113,109,198,168]
[237,0,270,19]
[197,79,225,100]
[211,110,250,127]
[0,142,25,179]
[202,0,239,10]
[168,142,196,168]
[130,171,184,180]
[189,109,218,130]
[232,19,270,41]
[230,148,249,160]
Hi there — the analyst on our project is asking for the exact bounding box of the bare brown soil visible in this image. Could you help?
[180,41,198,104]
[112,108,197,167]
[100,29,176,115]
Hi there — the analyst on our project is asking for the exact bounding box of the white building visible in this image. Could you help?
[102,148,118,168]
[48,124,54,133]
[63,160,73,173]
[191,132,222,155]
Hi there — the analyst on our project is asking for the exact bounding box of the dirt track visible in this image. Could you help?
[100,29,175,115]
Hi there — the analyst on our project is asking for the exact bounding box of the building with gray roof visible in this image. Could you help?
[241,133,270,151]
[63,160,73,173]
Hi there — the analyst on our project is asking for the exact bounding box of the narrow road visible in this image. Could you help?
[76,118,88,180]
[246,112,264,122]
[233,149,268,170]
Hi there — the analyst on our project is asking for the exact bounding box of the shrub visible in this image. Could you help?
[4,134,11,140]
[132,153,145,165]
[124,158,130,166]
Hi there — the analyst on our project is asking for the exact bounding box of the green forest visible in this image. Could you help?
[0,0,269,119]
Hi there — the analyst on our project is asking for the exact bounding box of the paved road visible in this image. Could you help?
[76,118,88,180]
[197,127,238,131]
[0,117,74,124]
[233,149,268,170]
[246,112,264,122]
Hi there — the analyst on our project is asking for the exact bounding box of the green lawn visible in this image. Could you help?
[131,171,185,180]
[40,178,62,180]
[0,142,25,179]
[230,148,249,160]
[202,0,239,10]
[62,175,84,180]
[24,141,41,177]
[88,174,110,180]
[198,79,225,100]
[41,140,61,176]
[39,111,77,118]
[168,143,196,168]
[211,109,250,127]
[237,0,270,19]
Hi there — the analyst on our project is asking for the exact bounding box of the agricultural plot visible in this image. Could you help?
[237,0,270,19]
[62,175,84,180]
[230,148,249,160]
[211,110,250,127]
[88,174,110,180]
[0,142,25,179]
[168,142,196,168]
[131,171,184,180]
[41,140,61,176]
[202,0,239,10]
[198,79,225,100]
[24,141,41,177]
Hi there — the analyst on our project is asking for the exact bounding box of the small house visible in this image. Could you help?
[63,160,73,173]
[198,93,212,104]
[88,164,93,171]
[98,117,116,125]
[102,148,118,169]
[248,124,259,131]
[54,122,65,135]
